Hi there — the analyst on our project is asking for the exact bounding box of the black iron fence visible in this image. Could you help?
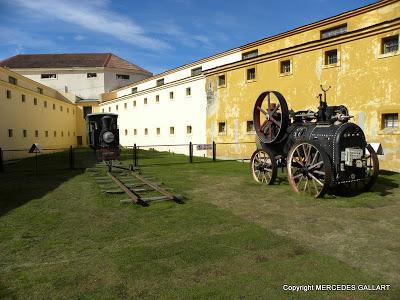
[0,141,256,173]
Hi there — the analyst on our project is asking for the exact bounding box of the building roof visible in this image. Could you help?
[0,53,152,74]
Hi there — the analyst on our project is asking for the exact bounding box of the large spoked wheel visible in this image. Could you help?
[287,141,332,198]
[362,144,379,190]
[251,149,277,185]
[253,91,289,144]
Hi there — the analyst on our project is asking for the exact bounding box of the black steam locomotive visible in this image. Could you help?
[86,113,120,164]
[251,87,379,198]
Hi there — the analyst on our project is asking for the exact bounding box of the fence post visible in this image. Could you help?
[133,144,138,167]
[189,142,193,163]
[0,148,3,172]
[69,146,74,169]
[212,141,216,162]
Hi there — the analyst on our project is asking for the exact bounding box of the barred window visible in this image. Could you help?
[191,67,202,76]
[247,121,255,132]
[169,91,174,99]
[280,60,291,74]
[321,24,347,39]
[186,87,191,96]
[382,35,399,54]
[218,75,226,87]
[382,113,398,128]
[242,49,258,60]
[156,128,160,135]
[131,87,137,94]
[218,122,226,133]
[170,127,175,135]
[186,125,192,134]
[9,76,17,85]
[247,68,256,80]
[156,95,160,103]
[325,49,338,65]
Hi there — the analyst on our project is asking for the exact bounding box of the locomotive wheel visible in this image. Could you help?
[253,91,289,144]
[251,149,277,185]
[287,141,332,198]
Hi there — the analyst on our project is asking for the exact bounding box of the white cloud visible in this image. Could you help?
[74,35,85,41]
[12,0,170,51]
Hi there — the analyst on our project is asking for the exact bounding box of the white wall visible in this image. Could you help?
[13,68,151,100]
[100,51,242,157]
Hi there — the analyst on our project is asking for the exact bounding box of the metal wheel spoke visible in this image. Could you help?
[313,170,325,175]
[271,104,281,115]
[308,161,323,170]
[257,106,268,116]
[309,173,323,186]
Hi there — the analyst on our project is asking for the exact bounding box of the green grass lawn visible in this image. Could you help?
[0,149,399,299]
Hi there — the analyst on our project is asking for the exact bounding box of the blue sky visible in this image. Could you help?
[0,0,376,74]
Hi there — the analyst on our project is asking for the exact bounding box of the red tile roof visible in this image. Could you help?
[0,53,151,74]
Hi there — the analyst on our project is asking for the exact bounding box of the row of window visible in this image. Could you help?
[3,89,75,113]
[8,76,43,94]
[7,129,76,138]
[124,125,193,137]
[102,88,193,112]
[218,121,255,134]
[218,34,399,86]
[39,73,130,80]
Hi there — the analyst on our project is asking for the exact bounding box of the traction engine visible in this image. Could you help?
[250,86,379,198]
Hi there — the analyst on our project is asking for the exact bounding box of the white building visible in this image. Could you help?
[0,53,152,101]
[99,48,243,155]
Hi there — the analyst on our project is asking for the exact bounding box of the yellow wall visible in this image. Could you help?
[205,6,400,171]
[0,68,78,160]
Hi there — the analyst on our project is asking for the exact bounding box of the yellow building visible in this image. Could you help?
[0,67,91,160]
[205,0,400,171]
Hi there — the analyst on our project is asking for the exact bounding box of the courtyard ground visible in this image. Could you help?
[0,149,399,299]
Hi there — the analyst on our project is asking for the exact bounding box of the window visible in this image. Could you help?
[9,76,17,85]
[125,129,128,136]
[144,98,148,105]
[34,98,37,105]
[53,103,56,110]
[83,106,92,118]
[218,122,226,133]
[21,94,25,102]
[186,87,191,96]
[218,74,226,87]
[41,74,56,79]
[186,125,192,135]
[23,130,27,138]
[247,68,256,80]
[144,128,148,136]
[73,109,75,115]
[133,100,137,107]
[191,67,202,76]
[37,87,43,94]
[60,105,63,111]
[67,108,69,113]
[382,35,399,54]
[156,95,160,103]
[108,107,111,112]
[156,78,164,86]
[8,129,13,138]
[170,127,175,135]
[87,73,97,78]
[116,74,130,80]
[242,49,258,60]
[61,131,64,137]
[280,60,291,74]
[156,128,160,136]
[45,131,48,137]
[35,129,39,137]
[54,131,57,137]
[124,103,127,109]
[325,49,338,65]
[116,105,119,111]
[68,131,70,137]
[169,91,174,100]
[6,90,11,99]
[321,24,347,39]
[131,87,137,94]
[134,129,137,135]
[102,108,105,112]
[382,113,398,128]
[44,101,47,108]
[247,121,255,132]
